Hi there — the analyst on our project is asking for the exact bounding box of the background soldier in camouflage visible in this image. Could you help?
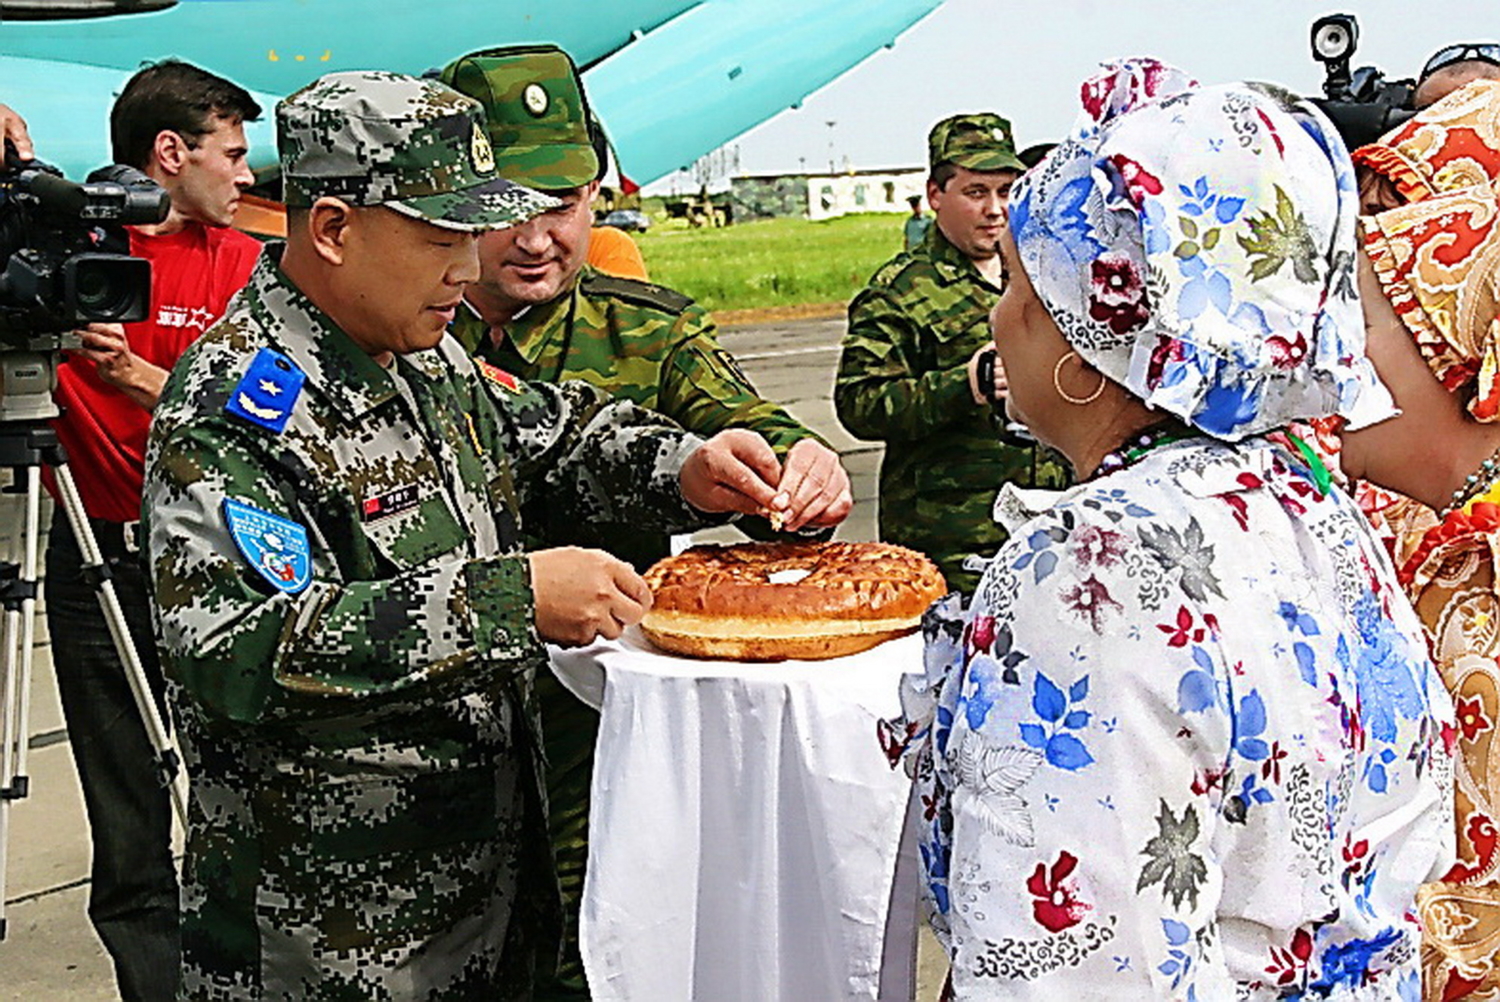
[836,113,1067,595]
[441,45,850,569]
[438,45,853,999]
[143,71,833,1001]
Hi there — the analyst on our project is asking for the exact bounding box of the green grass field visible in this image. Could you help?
[636,213,903,313]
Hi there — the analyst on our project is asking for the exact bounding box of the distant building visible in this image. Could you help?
[729,166,925,222]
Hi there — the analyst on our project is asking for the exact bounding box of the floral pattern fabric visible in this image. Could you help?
[1010,59,1395,441]
[1384,481,1500,1000]
[1356,80,1500,423]
[1347,79,1500,1000]
[888,437,1454,1000]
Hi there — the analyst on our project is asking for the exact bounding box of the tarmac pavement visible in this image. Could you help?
[0,315,947,1000]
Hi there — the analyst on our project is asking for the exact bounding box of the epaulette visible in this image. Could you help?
[868,251,918,289]
[224,346,305,435]
[580,273,694,315]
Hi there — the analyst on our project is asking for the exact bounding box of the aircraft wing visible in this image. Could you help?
[2,0,698,92]
[4,0,940,190]
[583,0,943,186]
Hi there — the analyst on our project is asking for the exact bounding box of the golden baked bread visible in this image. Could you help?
[640,541,948,661]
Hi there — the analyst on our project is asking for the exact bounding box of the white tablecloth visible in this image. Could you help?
[549,629,921,1002]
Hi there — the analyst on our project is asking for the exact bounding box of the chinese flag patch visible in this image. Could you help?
[477,360,519,393]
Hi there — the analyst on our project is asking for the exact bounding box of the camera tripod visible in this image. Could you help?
[0,421,188,940]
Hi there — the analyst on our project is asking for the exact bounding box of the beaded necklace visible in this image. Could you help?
[1440,443,1500,517]
[1090,421,1196,480]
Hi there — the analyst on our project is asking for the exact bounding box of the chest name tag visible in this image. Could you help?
[361,484,421,522]
[223,498,312,595]
[225,347,306,434]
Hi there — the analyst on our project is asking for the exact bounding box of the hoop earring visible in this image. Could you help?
[1053,351,1106,406]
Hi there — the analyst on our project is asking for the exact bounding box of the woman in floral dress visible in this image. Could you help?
[891,60,1455,1000]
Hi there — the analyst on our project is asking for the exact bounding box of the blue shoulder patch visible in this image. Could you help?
[225,348,305,434]
[223,498,312,595]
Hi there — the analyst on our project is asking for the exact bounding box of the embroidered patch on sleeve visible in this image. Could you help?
[225,348,306,433]
[223,498,312,594]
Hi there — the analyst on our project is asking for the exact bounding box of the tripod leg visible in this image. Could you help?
[51,464,189,829]
[0,571,16,942]
[0,467,42,941]
[11,467,40,800]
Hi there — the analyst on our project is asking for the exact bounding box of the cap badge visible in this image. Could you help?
[523,82,549,117]
[992,127,1008,143]
[471,126,496,174]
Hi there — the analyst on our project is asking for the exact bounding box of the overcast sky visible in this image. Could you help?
[650,0,1496,192]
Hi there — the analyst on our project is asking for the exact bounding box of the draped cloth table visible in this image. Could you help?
[548,629,922,1002]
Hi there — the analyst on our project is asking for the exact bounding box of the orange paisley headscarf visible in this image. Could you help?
[1355,79,1500,420]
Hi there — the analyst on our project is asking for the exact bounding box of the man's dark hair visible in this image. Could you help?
[110,59,261,170]
[929,162,960,190]
[928,162,1020,191]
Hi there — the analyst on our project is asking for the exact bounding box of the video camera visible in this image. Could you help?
[0,148,169,420]
[1309,13,1417,150]
[0,149,168,344]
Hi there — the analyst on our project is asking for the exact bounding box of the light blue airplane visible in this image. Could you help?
[2,0,943,186]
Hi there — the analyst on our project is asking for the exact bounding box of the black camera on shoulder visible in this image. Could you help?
[0,143,169,345]
[1308,13,1416,151]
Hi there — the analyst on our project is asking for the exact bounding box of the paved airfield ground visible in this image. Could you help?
[0,315,949,1000]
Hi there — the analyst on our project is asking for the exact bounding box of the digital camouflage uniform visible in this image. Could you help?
[143,72,714,1001]
[836,114,1068,595]
[443,46,829,999]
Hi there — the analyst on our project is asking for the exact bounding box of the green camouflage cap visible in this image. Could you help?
[928,113,1025,173]
[439,45,600,190]
[277,70,559,231]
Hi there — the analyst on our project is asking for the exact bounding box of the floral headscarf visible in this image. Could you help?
[1009,58,1394,440]
[1355,80,1500,421]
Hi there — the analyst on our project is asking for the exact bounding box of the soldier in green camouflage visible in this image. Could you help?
[142,71,829,1001]
[437,46,852,1000]
[440,45,851,570]
[836,113,1068,595]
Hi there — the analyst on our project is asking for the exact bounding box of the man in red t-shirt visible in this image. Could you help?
[40,61,261,1002]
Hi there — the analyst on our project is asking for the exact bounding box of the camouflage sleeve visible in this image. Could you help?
[656,307,822,456]
[145,423,539,726]
[479,375,719,540]
[834,287,976,443]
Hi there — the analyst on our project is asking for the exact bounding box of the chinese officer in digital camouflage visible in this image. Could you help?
[142,70,834,1001]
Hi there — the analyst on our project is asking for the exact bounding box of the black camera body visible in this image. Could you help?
[0,152,169,345]
[1308,13,1417,150]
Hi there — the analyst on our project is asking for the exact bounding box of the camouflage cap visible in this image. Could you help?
[928,113,1025,173]
[439,45,601,190]
[277,70,559,231]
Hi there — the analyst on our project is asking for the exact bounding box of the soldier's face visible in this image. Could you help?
[475,180,598,309]
[167,116,254,228]
[929,167,1017,263]
[332,207,480,358]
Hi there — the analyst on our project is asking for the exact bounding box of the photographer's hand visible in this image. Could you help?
[73,323,168,410]
[0,104,34,165]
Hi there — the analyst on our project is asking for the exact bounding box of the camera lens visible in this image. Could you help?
[74,264,114,312]
[64,254,151,324]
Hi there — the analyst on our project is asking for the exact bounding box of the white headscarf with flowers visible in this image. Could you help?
[1009,58,1395,440]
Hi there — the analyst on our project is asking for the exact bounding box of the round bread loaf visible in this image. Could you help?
[640,541,948,661]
